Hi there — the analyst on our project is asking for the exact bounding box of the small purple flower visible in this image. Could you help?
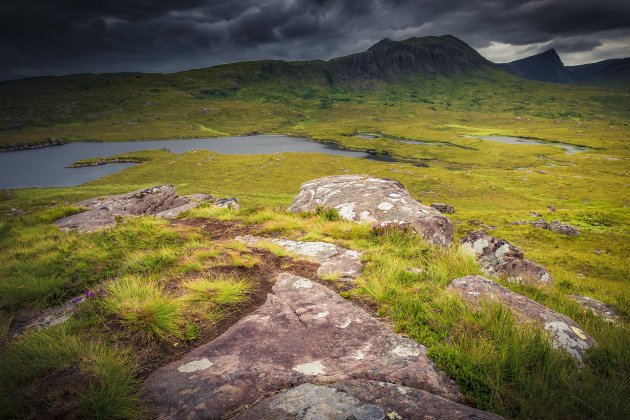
[83,287,107,300]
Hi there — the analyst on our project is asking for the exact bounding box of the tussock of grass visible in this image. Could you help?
[182,274,250,305]
[0,325,144,419]
[193,246,222,261]
[100,275,182,340]
[123,247,178,274]
[315,206,341,221]
[227,251,260,268]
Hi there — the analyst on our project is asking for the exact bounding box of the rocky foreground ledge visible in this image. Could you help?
[143,273,500,419]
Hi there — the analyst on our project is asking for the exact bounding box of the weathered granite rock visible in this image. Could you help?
[430,203,456,214]
[143,273,463,418]
[287,175,454,246]
[532,219,579,237]
[236,235,362,280]
[461,230,553,286]
[568,295,620,323]
[53,186,238,232]
[449,275,597,363]
[236,380,502,420]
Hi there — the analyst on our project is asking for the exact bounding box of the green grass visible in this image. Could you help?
[0,202,627,418]
[353,227,629,419]
[100,275,183,340]
[182,275,250,305]
[0,324,144,419]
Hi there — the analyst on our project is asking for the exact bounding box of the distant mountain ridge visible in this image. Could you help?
[1,34,627,89]
[499,48,630,86]
[327,35,492,81]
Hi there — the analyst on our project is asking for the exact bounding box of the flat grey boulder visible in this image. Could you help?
[461,230,553,286]
[53,186,238,232]
[287,175,454,246]
[143,273,464,419]
[236,380,502,420]
[532,219,579,237]
[568,295,620,323]
[236,235,362,280]
[449,275,596,363]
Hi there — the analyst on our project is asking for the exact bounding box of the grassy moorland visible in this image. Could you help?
[0,45,629,417]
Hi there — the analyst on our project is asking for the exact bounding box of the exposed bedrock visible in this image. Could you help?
[53,185,238,232]
[143,273,472,419]
[288,175,454,246]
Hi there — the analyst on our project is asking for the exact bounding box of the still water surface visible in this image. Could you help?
[0,135,393,189]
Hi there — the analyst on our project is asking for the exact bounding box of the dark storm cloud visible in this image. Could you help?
[1,0,629,79]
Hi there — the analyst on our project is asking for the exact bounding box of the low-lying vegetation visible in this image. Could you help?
[0,202,627,418]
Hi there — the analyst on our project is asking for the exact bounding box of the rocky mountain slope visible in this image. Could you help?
[500,48,630,86]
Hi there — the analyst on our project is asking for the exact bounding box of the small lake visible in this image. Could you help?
[467,135,587,154]
[0,135,395,189]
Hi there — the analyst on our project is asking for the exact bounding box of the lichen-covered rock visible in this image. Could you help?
[53,186,238,232]
[461,230,553,286]
[449,275,596,363]
[236,380,502,420]
[430,203,456,214]
[236,235,362,280]
[532,219,579,237]
[568,295,620,323]
[287,175,454,246]
[143,273,463,418]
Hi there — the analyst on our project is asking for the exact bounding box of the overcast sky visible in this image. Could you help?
[1,0,629,80]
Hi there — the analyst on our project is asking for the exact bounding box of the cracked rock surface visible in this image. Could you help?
[287,175,454,246]
[236,380,503,420]
[143,273,468,419]
[461,230,553,286]
[449,275,596,363]
[236,235,362,280]
[53,186,238,232]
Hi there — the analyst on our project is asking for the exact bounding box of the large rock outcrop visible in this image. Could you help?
[237,380,502,420]
[461,230,553,286]
[287,175,454,246]
[53,185,238,232]
[449,275,596,363]
[143,273,470,418]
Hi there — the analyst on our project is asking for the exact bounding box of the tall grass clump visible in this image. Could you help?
[315,205,340,221]
[183,274,250,305]
[100,275,182,340]
[0,325,144,419]
[182,205,239,220]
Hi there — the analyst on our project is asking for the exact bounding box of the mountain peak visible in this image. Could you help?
[368,38,398,52]
[329,35,491,81]
[502,48,571,83]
